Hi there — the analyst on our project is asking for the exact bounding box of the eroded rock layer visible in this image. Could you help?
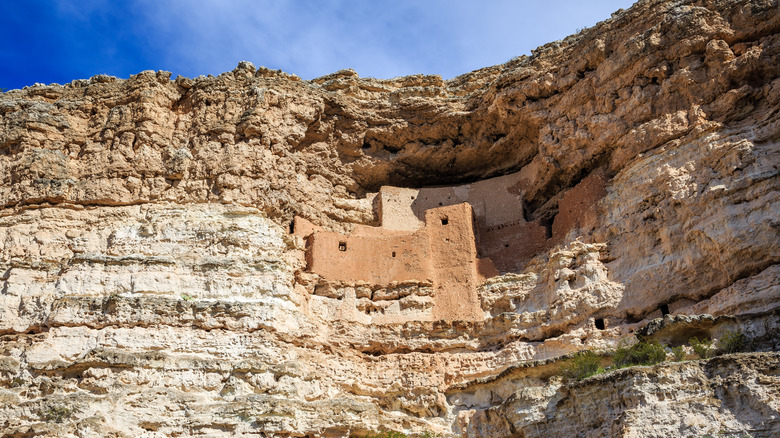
[1,0,779,436]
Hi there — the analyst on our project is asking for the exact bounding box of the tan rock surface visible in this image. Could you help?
[463,352,780,438]
[0,0,779,436]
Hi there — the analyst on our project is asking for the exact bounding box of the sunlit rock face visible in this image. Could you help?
[1,0,779,436]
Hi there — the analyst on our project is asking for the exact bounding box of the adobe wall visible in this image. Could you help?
[303,202,486,321]
[416,172,526,228]
[379,171,527,231]
[292,216,322,239]
[426,204,485,321]
[307,227,432,285]
[376,172,542,273]
[377,186,424,231]
[478,171,608,272]
[297,170,608,322]
[551,171,608,239]
[477,220,549,273]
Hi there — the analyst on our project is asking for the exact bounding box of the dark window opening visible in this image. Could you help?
[438,202,443,206]
[540,214,556,239]
[392,251,396,258]
[288,220,295,234]
[595,318,605,330]
[522,204,532,222]
[504,243,510,248]
[660,304,669,316]
[338,241,347,251]
[441,217,449,225]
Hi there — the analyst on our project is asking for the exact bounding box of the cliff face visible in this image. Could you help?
[1,0,779,436]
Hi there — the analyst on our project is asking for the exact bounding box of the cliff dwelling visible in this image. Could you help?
[294,170,607,322]
[2,1,778,435]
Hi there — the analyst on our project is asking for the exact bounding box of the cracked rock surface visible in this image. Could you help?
[0,0,778,436]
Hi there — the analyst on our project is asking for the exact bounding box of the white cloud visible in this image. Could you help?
[55,0,637,80]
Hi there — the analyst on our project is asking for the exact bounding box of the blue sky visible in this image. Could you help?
[1,1,636,90]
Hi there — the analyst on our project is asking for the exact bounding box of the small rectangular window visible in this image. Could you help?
[441,217,448,225]
[338,241,347,251]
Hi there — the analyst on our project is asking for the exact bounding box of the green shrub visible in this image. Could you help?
[40,406,72,423]
[365,430,430,438]
[361,432,440,438]
[670,345,686,361]
[612,341,666,368]
[361,432,408,438]
[716,330,748,355]
[690,337,713,359]
[180,293,193,301]
[562,350,602,380]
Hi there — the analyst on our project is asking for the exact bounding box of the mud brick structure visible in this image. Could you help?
[298,201,488,321]
[295,170,607,321]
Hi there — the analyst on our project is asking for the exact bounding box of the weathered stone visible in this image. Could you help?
[0,0,778,436]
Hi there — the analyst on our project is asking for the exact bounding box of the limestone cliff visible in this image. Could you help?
[1,0,779,436]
